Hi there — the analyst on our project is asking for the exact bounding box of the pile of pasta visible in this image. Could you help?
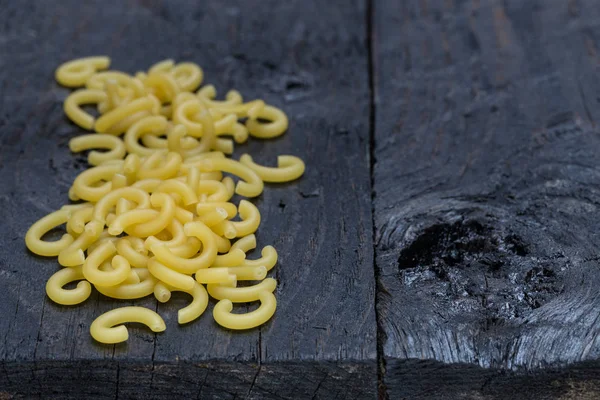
[25,56,304,344]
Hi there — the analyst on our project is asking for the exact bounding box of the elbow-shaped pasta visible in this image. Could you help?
[64,89,109,130]
[151,221,217,274]
[148,59,175,75]
[196,207,228,227]
[55,56,110,88]
[71,163,123,202]
[167,237,202,258]
[239,154,305,183]
[144,72,180,104]
[231,200,261,237]
[195,268,236,285]
[57,229,101,267]
[104,110,153,136]
[196,180,229,202]
[26,209,74,256]
[46,266,92,305]
[99,260,139,285]
[154,281,171,303]
[83,242,131,287]
[156,179,197,205]
[86,71,145,97]
[125,192,175,237]
[243,245,278,271]
[230,234,257,253]
[229,265,268,281]
[144,219,187,250]
[199,158,263,198]
[92,187,151,225]
[66,205,94,235]
[172,98,207,138]
[171,62,203,92]
[95,268,157,299]
[213,291,276,330]
[148,258,195,291]
[154,281,209,324]
[96,96,157,134]
[246,105,288,139]
[109,209,157,236]
[90,306,166,344]
[205,98,264,119]
[197,85,242,106]
[211,248,246,268]
[207,278,277,303]
[210,220,237,239]
[175,281,209,324]
[137,152,182,180]
[116,237,150,268]
[196,202,237,219]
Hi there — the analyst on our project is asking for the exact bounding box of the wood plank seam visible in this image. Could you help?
[366,0,387,399]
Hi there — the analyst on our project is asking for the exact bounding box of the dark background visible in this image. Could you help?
[1,0,600,399]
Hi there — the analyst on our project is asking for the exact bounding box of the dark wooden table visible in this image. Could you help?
[1,0,600,399]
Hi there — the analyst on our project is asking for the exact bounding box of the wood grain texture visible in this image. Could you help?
[372,0,600,397]
[0,0,376,398]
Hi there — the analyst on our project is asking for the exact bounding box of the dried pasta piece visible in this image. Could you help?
[46,266,91,305]
[213,292,277,330]
[90,306,165,344]
[64,89,108,130]
[55,56,110,88]
[25,209,74,257]
[69,134,126,166]
[239,154,305,183]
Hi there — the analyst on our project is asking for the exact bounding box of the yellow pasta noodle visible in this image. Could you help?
[64,89,108,130]
[25,209,74,257]
[56,56,110,88]
[90,306,166,344]
[239,154,305,183]
[207,278,277,303]
[69,134,126,166]
[46,266,91,305]
[213,291,277,330]
[198,158,263,197]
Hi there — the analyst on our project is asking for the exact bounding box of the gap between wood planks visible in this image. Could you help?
[366,0,387,399]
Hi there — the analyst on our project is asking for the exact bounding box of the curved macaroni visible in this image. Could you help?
[239,154,305,183]
[46,266,91,305]
[213,291,276,330]
[90,306,166,344]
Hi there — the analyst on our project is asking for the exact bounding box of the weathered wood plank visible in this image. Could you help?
[0,0,376,398]
[373,0,600,397]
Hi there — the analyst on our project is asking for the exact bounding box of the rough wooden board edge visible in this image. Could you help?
[383,359,600,400]
[0,360,377,399]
